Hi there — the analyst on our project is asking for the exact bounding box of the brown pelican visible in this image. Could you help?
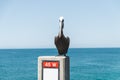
[54,17,70,56]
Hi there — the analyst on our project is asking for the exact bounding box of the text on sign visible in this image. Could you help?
[43,61,59,68]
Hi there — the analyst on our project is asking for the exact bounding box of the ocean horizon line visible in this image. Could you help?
[1,47,120,50]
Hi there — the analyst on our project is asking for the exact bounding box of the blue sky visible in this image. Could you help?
[0,0,120,48]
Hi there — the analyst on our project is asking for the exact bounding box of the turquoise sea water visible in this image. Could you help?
[0,48,120,80]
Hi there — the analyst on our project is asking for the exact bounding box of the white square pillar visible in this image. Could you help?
[38,56,70,80]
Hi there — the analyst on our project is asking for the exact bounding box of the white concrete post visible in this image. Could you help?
[38,56,70,80]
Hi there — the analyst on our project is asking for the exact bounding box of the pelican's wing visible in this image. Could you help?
[66,36,70,49]
[55,36,61,49]
[54,36,58,47]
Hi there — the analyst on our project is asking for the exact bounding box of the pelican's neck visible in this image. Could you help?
[58,21,63,38]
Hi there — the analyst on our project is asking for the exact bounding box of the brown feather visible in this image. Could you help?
[54,34,70,55]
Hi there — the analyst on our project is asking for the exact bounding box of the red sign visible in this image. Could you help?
[43,61,59,68]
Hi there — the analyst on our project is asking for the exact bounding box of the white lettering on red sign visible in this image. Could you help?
[43,61,59,68]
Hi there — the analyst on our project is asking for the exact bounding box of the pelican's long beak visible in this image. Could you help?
[58,16,64,38]
[58,21,62,38]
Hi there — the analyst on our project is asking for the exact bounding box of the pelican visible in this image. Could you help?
[54,16,70,56]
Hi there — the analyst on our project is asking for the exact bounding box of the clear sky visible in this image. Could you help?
[0,0,120,48]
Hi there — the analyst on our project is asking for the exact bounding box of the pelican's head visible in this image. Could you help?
[59,16,64,29]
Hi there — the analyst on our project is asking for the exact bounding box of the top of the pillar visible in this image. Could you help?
[38,56,69,60]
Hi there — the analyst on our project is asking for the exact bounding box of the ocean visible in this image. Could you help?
[0,48,120,80]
